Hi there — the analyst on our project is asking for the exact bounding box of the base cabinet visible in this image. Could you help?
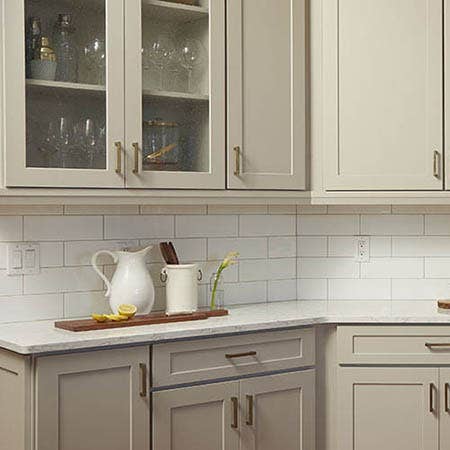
[35,347,150,450]
[153,370,315,450]
[338,367,439,450]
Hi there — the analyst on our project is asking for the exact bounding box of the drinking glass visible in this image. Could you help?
[178,38,206,93]
[84,38,106,85]
[145,34,176,90]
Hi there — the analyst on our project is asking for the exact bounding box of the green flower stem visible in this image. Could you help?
[210,265,225,310]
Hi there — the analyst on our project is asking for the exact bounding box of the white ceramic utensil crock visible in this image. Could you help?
[91,245,155,314]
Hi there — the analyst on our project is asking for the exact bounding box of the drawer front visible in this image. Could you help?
[338,325,450,365]
[152,328,315,387]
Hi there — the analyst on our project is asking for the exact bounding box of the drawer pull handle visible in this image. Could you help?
[246,395,254,426]
[446,383,450,413]
[231,397,238,429]
[425,343,450,349]
[225,351,257,359]
[429,383,436,413]
[139,363,147,397]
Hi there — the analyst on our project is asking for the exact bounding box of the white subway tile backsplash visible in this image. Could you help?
[328,237,355,257]
[424,258,450,278]
[370,237,392,257]
[0,294,63,323]
[425,215,450,235]
[298,215,359,236]
[240,215,295,237]
[224,281,267,305]
[361,258,423,279]
[40,242,64,268]
[176,215,238,238]
[64,291,109,318]
[0,271,22,296]
[392,279,450,300]
[361,215,423,236]
[298,237,328,257]
[0,216,22,241]
[106,215,174,239]
[208,237,267,260]
[328,279,391,300]
[297,279,328,300]
[240,258,296,282]
[25,216,102,241]
[268,279,297,302]
[269,237,297,258]
[393,237,450,256]
[298,258,359,279]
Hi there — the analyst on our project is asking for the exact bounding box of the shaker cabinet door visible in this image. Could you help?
[124,0,226,189]
[323,0,443,191]
[3,0,126,188]
[338,367,439,450]
[35,347,150,450]
[227,0,306,190]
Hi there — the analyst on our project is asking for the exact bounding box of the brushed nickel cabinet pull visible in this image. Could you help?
[425,343,450,349]
[433,151,441,179]
[246,395,254,426]
[139,363,147,397]
[429,383,435,413]
[115,141,122,174]
[233,146,241,176]
[446,383,450,413]
[231,397,238,429]
[132,142,140,174]
[225,351,257,359]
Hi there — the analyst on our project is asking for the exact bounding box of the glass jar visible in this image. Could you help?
[209,272,224,310]
[143,119,180,171]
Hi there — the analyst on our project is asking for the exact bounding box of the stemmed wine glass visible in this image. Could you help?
[178,38,206,93]
[144,34,176,90]
[84,38,106,85]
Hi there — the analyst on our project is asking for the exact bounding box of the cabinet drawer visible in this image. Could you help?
[338,325,450,365]
[152,328,315,387]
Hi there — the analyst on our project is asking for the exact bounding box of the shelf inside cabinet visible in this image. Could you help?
[142,0,208,22]
[26,79,106,96]
[142,89,209,102]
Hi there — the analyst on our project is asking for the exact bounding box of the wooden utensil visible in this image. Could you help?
[168,241,180,264]
[159,242,173,264]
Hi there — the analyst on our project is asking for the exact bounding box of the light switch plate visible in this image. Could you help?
[355,236,370,262]
[7,243,40,275]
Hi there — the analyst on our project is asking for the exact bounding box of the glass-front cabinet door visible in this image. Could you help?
[124,0,225,189]
[3,0,125,187]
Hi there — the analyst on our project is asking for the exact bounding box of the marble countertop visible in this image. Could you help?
[1,300,450,355]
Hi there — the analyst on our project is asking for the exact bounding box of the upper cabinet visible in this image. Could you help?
[322,0,444,191]
[227,0,306,190]
[4,0,126,188]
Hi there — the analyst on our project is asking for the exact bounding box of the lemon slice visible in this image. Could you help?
[92,314,108,323]
[118,304,138,318]
[105,314,129,322]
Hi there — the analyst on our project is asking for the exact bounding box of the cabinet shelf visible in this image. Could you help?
[142,0,208,22]
[26,79,106,96]
[142,88,209,102]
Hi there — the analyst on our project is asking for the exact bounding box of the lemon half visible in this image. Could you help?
[118,304,138,318]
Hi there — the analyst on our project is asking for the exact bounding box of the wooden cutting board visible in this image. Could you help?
[55,309,229,332]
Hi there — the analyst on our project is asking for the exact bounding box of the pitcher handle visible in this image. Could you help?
[91,251,118,297]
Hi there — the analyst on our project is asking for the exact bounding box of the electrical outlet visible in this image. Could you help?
[7,243,40,275]
[355,237,370,262]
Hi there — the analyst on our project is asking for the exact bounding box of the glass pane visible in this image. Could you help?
[141,0,210,173]
[25,0,107,169]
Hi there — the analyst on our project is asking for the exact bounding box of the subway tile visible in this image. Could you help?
[64,291,110,318]
[425,215,450,235]
[328,237,355,257]
[268,205,296,215]
[392,279,450,300]
[105,215,174,239]
[0,205,63,215]
[240,215,296,237]
[0,271,22,296]
[298,215,359,235]
[40,242,64,267]
[298,258,359,278]
[141,205,207,215]
[297,237,328,257]
[24,216,102,241]
[269,237,297,258]
[24,267,102,295]
[328,279,391,300]
[361,215,423,235]
[391,301,437,316]
[176,215,238,238]
[268,279,297,302]
[370,237,392,257]
[297,205,327,214]
[239,258,296,282]
[65,205,139,215]
[425,258,450,278]
[327,205,391,214]
[208,237,267,260]
[297,279,328,300]
[361,258,423,279]
[224,281,267,305]
[207,205,267,215]
[198,260,239,284]
[327,300,391,316]
[0,294,63,323]
[0,216,23,241]
[393,237,450,257]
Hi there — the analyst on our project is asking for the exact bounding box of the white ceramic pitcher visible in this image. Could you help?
[91,245,155,314]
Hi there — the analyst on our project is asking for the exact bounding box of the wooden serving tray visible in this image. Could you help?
[55,309,229,332]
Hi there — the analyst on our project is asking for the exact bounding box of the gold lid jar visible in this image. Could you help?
[37,37,56,62]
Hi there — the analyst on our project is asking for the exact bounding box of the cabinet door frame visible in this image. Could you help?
[338,367,439,450]
[322,0,443,191]
[227,0,306,191]
[153,380,240,450]
[2,0,126,188]
[239,370,315,450]
[124,0,226,189]
[35,347,150,450]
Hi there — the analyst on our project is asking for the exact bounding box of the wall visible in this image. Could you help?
[0,204,450,323]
